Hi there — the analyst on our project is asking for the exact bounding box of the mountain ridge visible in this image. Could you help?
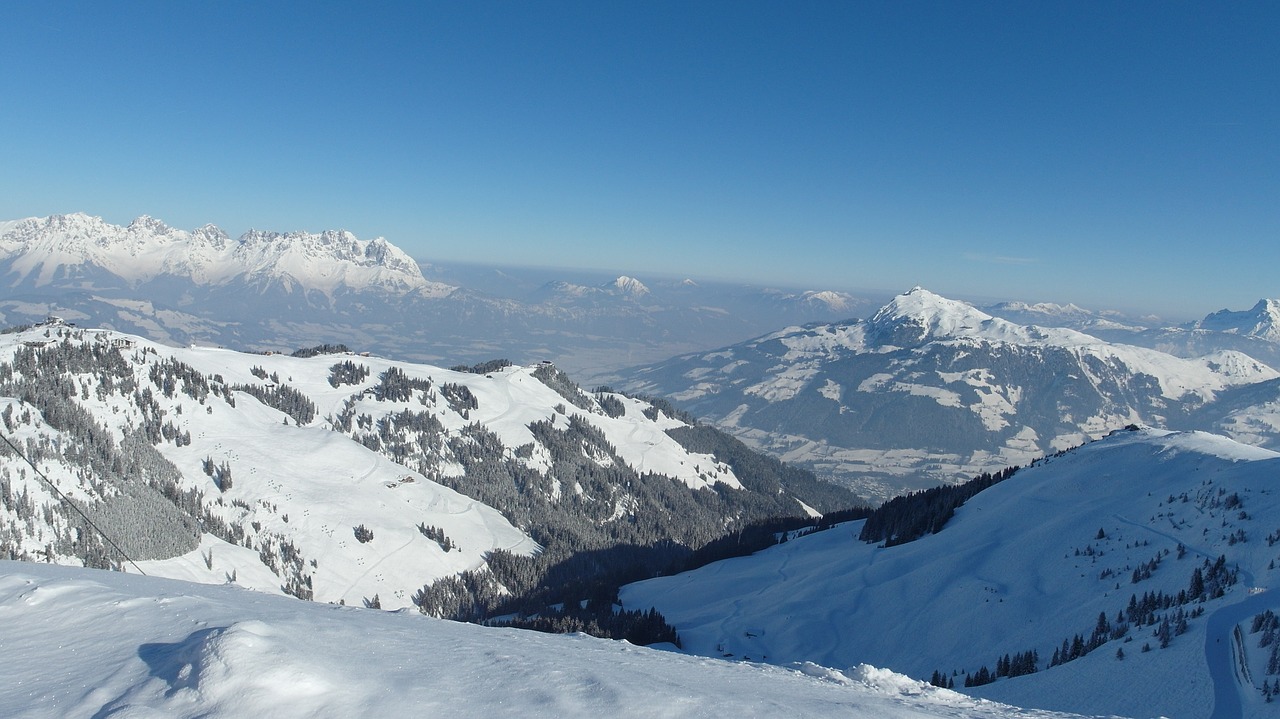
[0,319,852,615]
[0,212,449,296]
[617,287,1280,500]
[1197,299,1280,342]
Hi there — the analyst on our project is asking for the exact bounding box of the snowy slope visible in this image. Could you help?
[0,320,817,612]
[619,287,1280,500]
[622,428,1280,718]
[0,325,538,608]
[0,561,1089,719]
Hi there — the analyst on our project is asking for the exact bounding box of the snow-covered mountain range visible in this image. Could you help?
[0,560,1087,718]
[983,296,1280,370]
[0,320,849,613]
[0,213,448,296]
[0,213,873,378]
[1198,299,1280,343]
[617,287,1280,501]
[622,427,1280,718]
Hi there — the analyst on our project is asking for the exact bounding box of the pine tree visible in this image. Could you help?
[1189,567,1205,598]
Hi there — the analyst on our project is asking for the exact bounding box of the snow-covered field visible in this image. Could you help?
[0,561,1089,719]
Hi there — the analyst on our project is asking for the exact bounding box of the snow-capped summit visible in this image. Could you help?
[230,227,436,295]
[363,236,421,276]
[610,275,650,297]
[867,286,991,343]
[799,290,858,313]
[620,286,1280,500]
[540,276,651,300]
[865,287,1076,347]
[863,287,1123,350]
[0,212,451,296]
[980,299,1151,336]
[126,214,175,236]
[992,300,1091,316]
[1197,299,1280,342]
[190,223,233,249]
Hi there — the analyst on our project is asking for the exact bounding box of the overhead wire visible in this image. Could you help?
[0,427,147,575]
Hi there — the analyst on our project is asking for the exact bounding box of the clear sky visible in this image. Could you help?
[1,1,1275,319]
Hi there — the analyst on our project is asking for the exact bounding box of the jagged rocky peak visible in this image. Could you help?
[1198,298,1280,342]
[232,227,412,269]
[0,213,134,265]
[45,211,103,230]
[126,215,174,235]
[362,236,421,275]
[315,229,362,252]
[9,211,107,242]
[190,223,232,248]
[238,228,283,245]
[0,212,446,295]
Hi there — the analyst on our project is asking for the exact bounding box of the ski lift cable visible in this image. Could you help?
[0,428,147,576]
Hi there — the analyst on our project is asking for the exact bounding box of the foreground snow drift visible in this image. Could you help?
[0,562,1087,718]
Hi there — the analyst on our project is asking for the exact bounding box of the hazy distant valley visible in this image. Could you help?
[0,213,877,381]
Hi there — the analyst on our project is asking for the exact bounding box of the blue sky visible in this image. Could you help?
[1,1,1275,318]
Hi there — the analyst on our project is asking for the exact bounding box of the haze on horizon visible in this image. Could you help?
[1,1,1275,320]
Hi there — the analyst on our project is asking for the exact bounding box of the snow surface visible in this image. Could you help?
[0,561,1088,718]
[622,428,1280,718]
